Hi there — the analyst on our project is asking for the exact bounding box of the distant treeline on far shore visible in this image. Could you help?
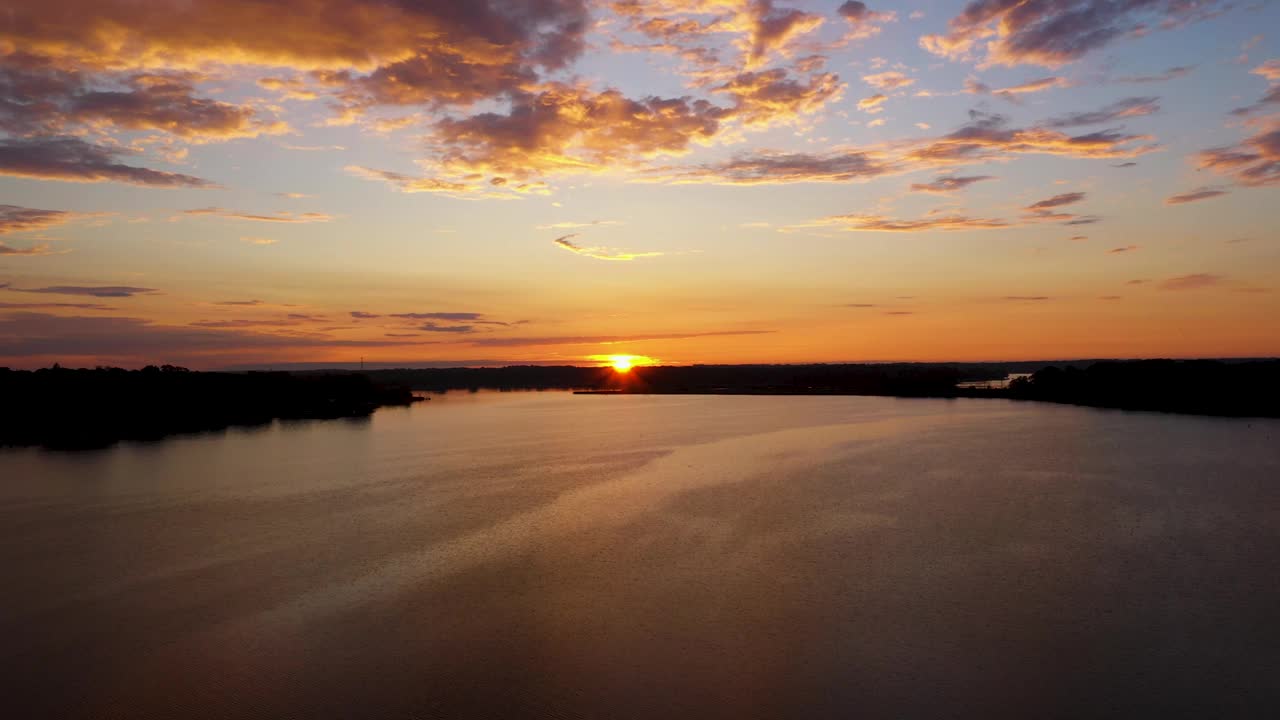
[353,359,1280,417]
[0,365,419,449]
[2,359,1276,449]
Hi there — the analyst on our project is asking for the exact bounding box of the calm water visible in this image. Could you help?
[2,393,1279,718]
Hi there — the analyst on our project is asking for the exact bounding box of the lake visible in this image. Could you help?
[2,392,1278,718]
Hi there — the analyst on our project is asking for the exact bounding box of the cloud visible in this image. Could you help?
[0,204,77,234]
[180,207,332,223]
[1,1,590,111]
[0,302,110,310]
[922,1,1231,68]
[966,76,1068,102]
[1253,60,1280,82]
[1117,66,1194,84]
[1194,124,1280,187]
[65,72,286,140]
[467,329,774,348]
[0,136,214,187]
[1159,273,1222,290]
[789,212,1011,233]
[907,110,1156,164]
[535,220,623,230]
[1108,245,1140,253]
[18,285,159,298]
[553,234,663,261]
[1026,192,1086,210]
[857,93,887,112]
[415,323,475,333]
[344,166,479,196]
[389,312,485,321]
[240,236,277,245]
[1003,296,1051,301]
[1165,187,1229,205]
[1229,83,1280,117]
[0,242,64,256]
[349,311,380,319]
[908,175,995,193]
[274,192,311,199]
[652,148,891,185]
[1046,97,1160,128]
[862,71,913,90]
[431,83,725,180]
[0,312,424,363]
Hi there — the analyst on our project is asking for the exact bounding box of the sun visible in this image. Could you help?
[609,355,634,373]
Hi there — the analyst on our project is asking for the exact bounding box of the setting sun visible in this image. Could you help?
[609,355,634,373]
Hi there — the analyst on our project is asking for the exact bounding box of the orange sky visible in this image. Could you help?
[1,1,1278,368]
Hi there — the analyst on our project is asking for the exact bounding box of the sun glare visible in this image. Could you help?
[590,354,656,373]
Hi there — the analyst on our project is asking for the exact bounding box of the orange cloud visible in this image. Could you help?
[552,234,664,261]
[789,212,1011,233]
[862,71,913,90]
[180,208,333,223]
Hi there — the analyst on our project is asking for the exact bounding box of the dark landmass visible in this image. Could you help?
[348,359,1280,417]
[1004,359,1280,417]
[4,359,1276,450]
[0,365,420,449]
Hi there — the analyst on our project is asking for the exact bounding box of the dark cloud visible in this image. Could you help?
[1195,126,1280,187]
[923,1,1231,68]
[1108,245,1140,254]
[907,111,1156,164]
[1116,66,1193,84]
[389,312,485,321]
[213,300,263,306]
[657,149,891,185]
[0,302,111,310]
[18,285,158,298]
[1026,192,1086,210]
[0,204,75,234]
[1003,296,1051,301]
[0,312,423,362]
[418,322,475,333]
[1229,85,1280,117]
[1046,97,1160,128]
[1165,187,1229,205]
[1159,273,1222,290]
[909,175,996,193]
[0,136,214,187]
[2,68,286,140]
[350,311,380,319]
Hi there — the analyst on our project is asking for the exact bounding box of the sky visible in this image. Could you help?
[1,0,1278,369]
